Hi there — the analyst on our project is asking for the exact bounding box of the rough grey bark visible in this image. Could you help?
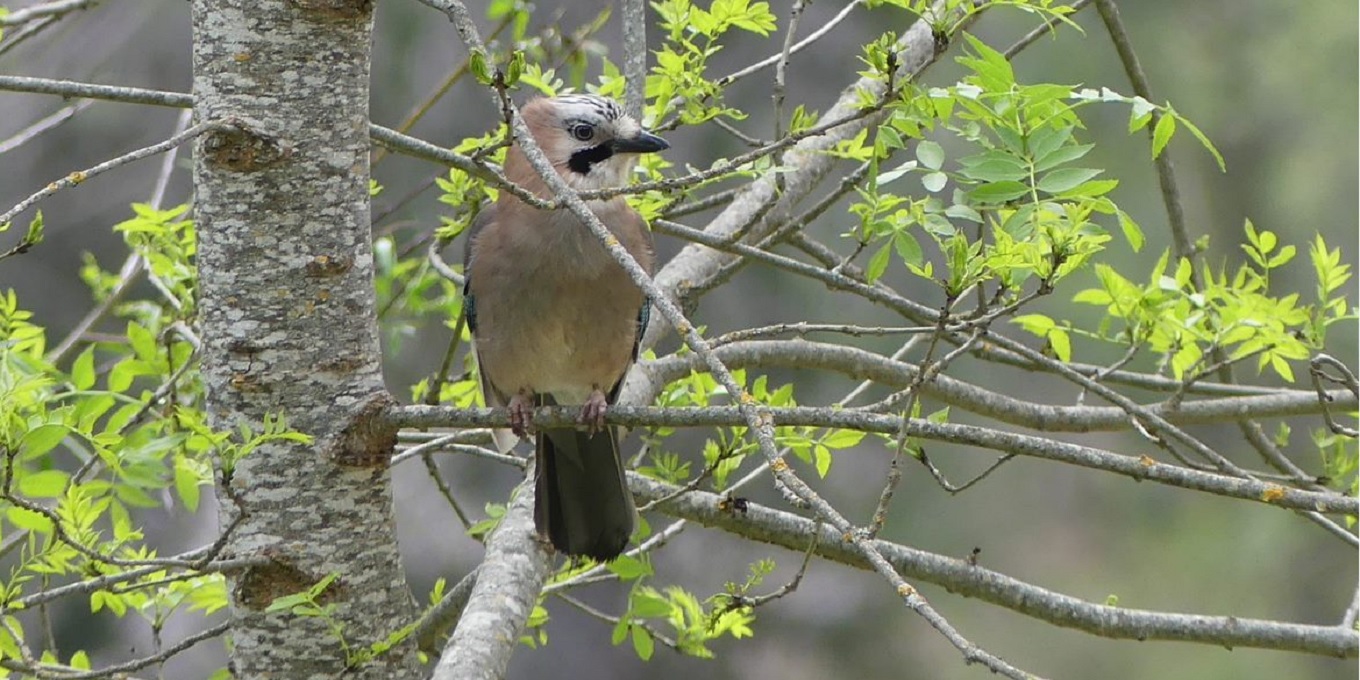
[192,0,419,677]
[433,476,549,680]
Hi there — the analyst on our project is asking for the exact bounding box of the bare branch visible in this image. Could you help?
[1094,0,1195,270]
[639,340,1357,431]
[1002,0,1094,59]
[0,99,92,154]
[1311,354,1360,437]
[433,475,549,680]
[716,0,865,87]
[1,119,229,229]
[415,567,481,655]
[620,0,648,120]
[393,404,1357,516]
[0,0,95,26]
[631,475,1360,658]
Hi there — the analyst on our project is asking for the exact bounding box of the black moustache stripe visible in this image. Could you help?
[568,144,614,175]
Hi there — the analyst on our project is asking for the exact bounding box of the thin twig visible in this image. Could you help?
[48,621,229,680]
[0,99,93,154]
[1,119,230,230]
[712,322,937,346]
[917,450,1017,494]
[0,16,60,58]
[1342,584,1360,630]
[715,0,865,87]
[1001,0,1093,60]
[770,0,807,143]
[553,592,681,650]
[414,567,481,654]
[0,0,94,25]
[1094,0,1195,272]
[422,451,474,531]
[1311,354,1360,437]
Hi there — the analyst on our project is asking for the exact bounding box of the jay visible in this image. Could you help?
[462,94,667,560]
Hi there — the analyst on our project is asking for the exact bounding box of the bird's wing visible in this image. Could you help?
[613,207,656,398]
[461,203,496,335]
[462,204,521,452]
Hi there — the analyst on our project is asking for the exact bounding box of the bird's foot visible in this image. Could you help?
[578,388,609,435]
[508,392,534,438]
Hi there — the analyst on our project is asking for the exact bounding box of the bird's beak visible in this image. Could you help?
[612,131,669,154]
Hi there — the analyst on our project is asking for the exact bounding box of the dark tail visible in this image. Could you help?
[535,426,635,560]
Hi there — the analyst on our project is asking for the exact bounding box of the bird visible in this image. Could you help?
[462,94,668,560]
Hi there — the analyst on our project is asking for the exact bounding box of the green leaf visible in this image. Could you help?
[631,625,655,661]
[469,49,493,85]
[630,591,672,618]
[892,232,923,267]
[1173,110,1226,171]
[7,506,52,532]
[21,424,71,460]
[813,444,831,478]
[915,140,944,170]
[1036,167,1101,194]
[505,50,525,86]
[1072,288,1112,306]
[921,171,948,193]
[1048,328,1072,362]
[945,203,982,223]
[91,591,128,616]
[1151,112,1176,159]
[71,347,96,390]
[607,554,652,580]
[1026,125,1073,164]
[107,359,135,393]
[877,126,905,150]
[1117,210,1144,252]
[174,456,202,512]
[865,243,892,282]
[1055,179,1119,199]
[967,181,1029,204]
[1012,314,1054,336]
[1270,354,1295,382]
[127,322,156,361]
[822,429,866,449]
[1266,245,1296,269]
[875,161,916,185]
[18,470,68,498]
[958,152,1028,182]
[1033,142,1093,172]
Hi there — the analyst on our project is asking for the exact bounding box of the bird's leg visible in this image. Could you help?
[578,387,609,435]
[508,391,534,438]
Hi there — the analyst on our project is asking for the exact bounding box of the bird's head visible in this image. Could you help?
[515,94,669,191]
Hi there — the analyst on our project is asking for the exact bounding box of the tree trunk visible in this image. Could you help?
[191,0,419,676]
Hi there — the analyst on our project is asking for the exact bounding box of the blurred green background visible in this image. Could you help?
[0,1,1354,678]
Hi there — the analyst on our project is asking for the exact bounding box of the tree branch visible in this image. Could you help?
[1,119,229,228]
[432,475,549,680]
[638,340,1357,431]
[391,404,1357,516]
[1094,0,1194,269]
[629,475,1359,658]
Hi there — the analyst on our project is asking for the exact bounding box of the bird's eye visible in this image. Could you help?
[570,124,594,141]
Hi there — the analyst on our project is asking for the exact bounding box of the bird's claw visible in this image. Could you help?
[508,393,534,438]
[578,389,609,435]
